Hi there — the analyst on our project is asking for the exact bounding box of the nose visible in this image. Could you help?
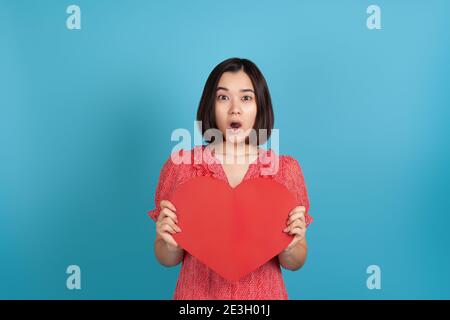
[229,98,242,115]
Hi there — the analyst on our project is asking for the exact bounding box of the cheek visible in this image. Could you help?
[245,103,258,126]
[214,104,228,129]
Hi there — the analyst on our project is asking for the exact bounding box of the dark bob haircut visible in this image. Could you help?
[196,58,274,145]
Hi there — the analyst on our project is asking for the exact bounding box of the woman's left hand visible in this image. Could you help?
[283,206,307,252]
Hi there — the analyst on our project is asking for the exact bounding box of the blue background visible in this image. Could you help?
[1,0,449,299]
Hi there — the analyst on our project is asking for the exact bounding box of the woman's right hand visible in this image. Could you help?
[156,200,182,250]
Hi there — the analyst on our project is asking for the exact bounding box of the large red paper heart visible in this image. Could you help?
[169,176,297,281]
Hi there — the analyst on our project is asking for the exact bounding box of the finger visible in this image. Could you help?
[287,212,305,225]
[160,200,176,212]
[289,227,305,236]
[163,218,181,232]
[293,219,306,229]
[159,223,176,234]
[159,223,177,235]
[161,233,178,248]
[289,206,306,217]
[162,217,181,232]
[159,207,178,223]
[284,219,306,232]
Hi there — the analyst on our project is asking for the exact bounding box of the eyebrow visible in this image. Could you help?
[216,86,255,93]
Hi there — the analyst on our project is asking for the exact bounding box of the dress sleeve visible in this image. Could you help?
[147,155,177,222]
[284,156,314,228]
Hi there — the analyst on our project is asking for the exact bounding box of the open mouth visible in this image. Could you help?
[228,121,242,132]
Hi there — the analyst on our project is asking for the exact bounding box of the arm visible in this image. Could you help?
[278,238,308,271]
[277,156,313,271]
[154,233,184,267]
[149,153,185,267]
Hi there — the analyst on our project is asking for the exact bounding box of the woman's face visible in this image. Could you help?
[214,70,257,145]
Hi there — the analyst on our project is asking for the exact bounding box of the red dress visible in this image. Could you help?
[148,145,313,300]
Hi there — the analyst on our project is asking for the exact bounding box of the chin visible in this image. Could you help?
[224,134,247,145]
[226,138,245,144]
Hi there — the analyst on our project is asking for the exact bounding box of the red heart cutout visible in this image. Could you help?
[169,176,297,281]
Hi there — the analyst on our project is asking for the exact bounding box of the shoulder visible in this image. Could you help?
[269,152,301,173]
[279,154,300,168]
[256,149,303,178]
[160,146,202,176]
[276,153,306,180]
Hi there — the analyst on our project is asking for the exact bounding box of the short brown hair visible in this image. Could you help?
[196,58,274,145]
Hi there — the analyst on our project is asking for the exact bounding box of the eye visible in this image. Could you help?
[242,95,253,101]
[217,95,229,101]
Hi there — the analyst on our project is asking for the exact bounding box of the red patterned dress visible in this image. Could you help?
[148,145,313,300]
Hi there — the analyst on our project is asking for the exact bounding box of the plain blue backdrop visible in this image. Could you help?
[1,0,449,299]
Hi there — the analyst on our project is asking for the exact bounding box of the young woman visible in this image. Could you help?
[148,58,313,299]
